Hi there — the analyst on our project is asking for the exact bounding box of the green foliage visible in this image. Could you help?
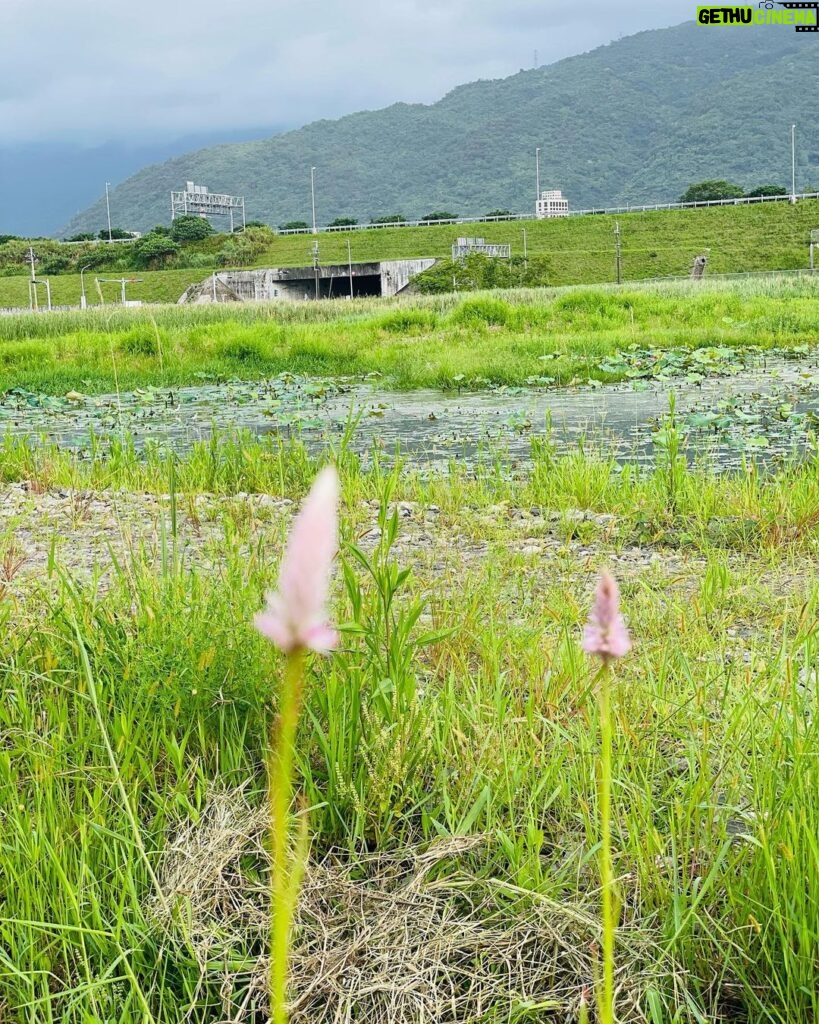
[2,276,818,395]
[745,183,788,198]
[65,232,96,242]
[169,215,215,242]
[485,209,512,218]
[421,211,458,222]
[328,217,358,227]
[679,180,746,203]
[132,232,181,269]
[280,220,309,230]
[1,431,819,1021]
[98,227,135,240]
[415,253,550,294]
[371,214,407,224]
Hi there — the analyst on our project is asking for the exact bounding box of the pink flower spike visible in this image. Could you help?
[582,570,631,662]
[254,466,339,654]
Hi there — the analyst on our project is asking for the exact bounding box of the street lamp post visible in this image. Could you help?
[105,182,113,241]
[310,166,317,234]
[79,263,92,309]
[535,147,541,209]
[791,124,797,203]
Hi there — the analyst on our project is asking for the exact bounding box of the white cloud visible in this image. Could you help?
[0,0,694,143]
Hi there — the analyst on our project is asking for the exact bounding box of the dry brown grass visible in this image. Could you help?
[152,789,671,1024]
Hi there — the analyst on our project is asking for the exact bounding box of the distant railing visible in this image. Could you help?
[276,191,819,234]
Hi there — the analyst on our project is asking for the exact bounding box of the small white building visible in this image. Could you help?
[536,189,569,219]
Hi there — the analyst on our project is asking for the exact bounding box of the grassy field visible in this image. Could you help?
[1,198,818,307]
[1,427,818,1023]
[2,276,819,396]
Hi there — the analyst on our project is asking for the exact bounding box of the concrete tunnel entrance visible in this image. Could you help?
[307,272,383,299]
[177,259,437,305]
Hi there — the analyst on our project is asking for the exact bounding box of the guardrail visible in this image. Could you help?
[276,191,819,234]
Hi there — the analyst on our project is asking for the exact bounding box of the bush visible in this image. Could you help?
[65,232,95,242]
[170,215,215,242]
[40,254,73,275]
[678,180,745,203]
[328,217,358,227]
[745,184,787,198]
[371,214,407,224]
[421,211,458,222]
[280,221,309,231]
[485,209,512,218]
[132,232,180,269]
[98,227,134,240]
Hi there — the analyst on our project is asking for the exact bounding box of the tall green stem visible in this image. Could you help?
[598,662,615,1024]
[269,649,305,1024]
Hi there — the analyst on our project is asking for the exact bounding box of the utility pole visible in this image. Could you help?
[80,263,92,309]
[535,147,541,207]
[791,124,797,203]
[614,221,622,285]
[347,238,354,299]
[105,182,113,241]
[310,166,317,234]
[312,240,320,300]
[25,247,38,311]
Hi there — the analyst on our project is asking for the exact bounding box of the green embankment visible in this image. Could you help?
[1,200,818,307]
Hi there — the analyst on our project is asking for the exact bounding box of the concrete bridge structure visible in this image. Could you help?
[179,258,436,304]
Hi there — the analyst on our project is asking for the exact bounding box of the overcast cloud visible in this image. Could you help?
[1,0,694,145]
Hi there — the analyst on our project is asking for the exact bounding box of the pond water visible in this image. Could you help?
[2,351,818,471]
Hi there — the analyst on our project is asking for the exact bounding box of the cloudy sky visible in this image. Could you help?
[1,0,695,145]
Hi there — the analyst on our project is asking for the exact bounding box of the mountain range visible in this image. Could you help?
[54,21,819,237]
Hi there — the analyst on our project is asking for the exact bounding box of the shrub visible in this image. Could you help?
[485,209,512,218]
[745,184,787,198]
[328,217,358,227]
[678,180,745,203]
[280,221,309,231]
[421,211,458,222]
[132,232,180,269]
[371,214,407,224]
[170,215,215,242]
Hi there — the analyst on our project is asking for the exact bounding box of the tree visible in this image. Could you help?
[98,227,134,240]
[421,210,458,222]
[132,232,180,268]
[678,180,745,204]
[371,214,406,224]
[65,232,95,242]
[328,217,358,227]
[745,183,787,198]
[169,215,214,242]
[485,209,512,218]
[279,220,309,231]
